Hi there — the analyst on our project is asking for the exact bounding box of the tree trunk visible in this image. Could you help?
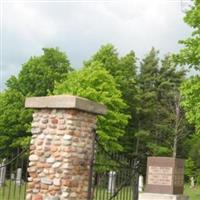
[172,94,180,158]
[173,134,177,158]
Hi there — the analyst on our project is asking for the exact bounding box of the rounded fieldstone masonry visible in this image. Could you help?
[25,95,107,200]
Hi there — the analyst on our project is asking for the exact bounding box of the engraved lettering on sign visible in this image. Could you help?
[148,166,173,186]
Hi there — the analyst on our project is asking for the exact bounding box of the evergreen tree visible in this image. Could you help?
[136,48,159,155]
[156,55,190,157]
[136,50,189,158]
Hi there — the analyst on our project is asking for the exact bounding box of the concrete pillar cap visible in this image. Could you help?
[25,95,107,115]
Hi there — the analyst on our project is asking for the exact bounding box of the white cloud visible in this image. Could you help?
[1,0,192,90]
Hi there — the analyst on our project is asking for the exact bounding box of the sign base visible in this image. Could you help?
[139,193,189,200]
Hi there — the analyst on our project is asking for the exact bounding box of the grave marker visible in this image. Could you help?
[11,173,15,181]
[16,168,22,186]
[0,159,6,187]
[138,175,144,192]
[108,171,116,194]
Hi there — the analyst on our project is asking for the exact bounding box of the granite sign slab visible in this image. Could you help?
[145,157,184,194]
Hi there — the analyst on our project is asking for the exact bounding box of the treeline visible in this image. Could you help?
[0,45,194,177]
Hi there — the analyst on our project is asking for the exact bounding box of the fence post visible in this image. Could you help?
[133,172,139,200]
[25,95,107,200]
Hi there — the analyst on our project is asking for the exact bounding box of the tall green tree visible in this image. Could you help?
[54,61,129,151]
[181,77,200,134]
[136,48,159,155]
[7,47,71,96]
[167,0,200,180]
[137,50,189,158]
[175,0,200,135]
[85,44,138,151]
[85,44,119,77]
[0,90,32,153]
[85,45,137,108]
[176,0,200,69]
[138,48,159,130]
[0,48,72,152]
[176,0,200,158]
[156,55,189,157]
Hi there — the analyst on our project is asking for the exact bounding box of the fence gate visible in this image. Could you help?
[0,148,29,200]
[91,138,139,200]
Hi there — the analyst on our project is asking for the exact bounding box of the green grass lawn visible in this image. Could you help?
[0,180,26,200]
[94,185,200,200]
[0,183,199,200]
[184,185,200,200]
[93,186,133,200]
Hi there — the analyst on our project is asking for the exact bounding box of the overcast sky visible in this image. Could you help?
[0,0,192,91]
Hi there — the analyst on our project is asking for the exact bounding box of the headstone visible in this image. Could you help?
[11,173,15,181]
[139,157,189,200]
[190,177,195,188]
[138,175,144,192]
[16,168,22,186]
[108,171,116,194]
[0,159,6,187]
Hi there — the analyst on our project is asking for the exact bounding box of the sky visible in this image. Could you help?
[0,0,193,91]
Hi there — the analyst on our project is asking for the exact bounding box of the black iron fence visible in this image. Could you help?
[93,156,136,200]
[0,135,140,200]
[91,135,140,200]
[0,148,29,200]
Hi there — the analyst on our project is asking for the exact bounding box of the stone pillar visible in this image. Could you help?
[25,95,107,200]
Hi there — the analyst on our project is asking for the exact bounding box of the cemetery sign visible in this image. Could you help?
[145,157,184,194]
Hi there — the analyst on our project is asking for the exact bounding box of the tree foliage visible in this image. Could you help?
[137,50,189,158]
[175,0,200,69]
[6,47,71,96]
[157,55,190,157]
[0,90,32,153]
[54,61,129,151]
[176,0,200,152]
[181,76,200,134]
[85,44,137,112]
[85,44,138,151]
[0,42,193,165]
[0,48,71,152]
[174,0,200,179]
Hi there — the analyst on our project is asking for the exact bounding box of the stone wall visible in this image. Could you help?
[25,95,106,200]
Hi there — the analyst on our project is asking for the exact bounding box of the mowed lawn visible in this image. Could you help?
[184,185,200,200]
[0,183,200,200]
[94,185,200,200]
[93,186,133,200]
[0,181,26,200]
